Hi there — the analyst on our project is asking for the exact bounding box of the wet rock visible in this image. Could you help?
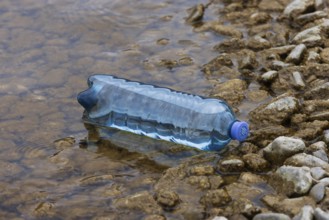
[292,20,329,47]
[213,38,245,53]
[275,165,312,195]
[248,125,291,147]
[311,167,327,180]
[239,142,259,154]
[294,120,329,140]
[260,70,278,83]
[238,172,266,185]
[250,12,272,25]
[33,202,55,218]
[283,0,314,18]
[225,182,262,201]
[296,11,328,26]
[200,189,231,207]
[247,36,271,51]
[262,195,316,216]
[187,176,211,190]
[221,198,261,218]
[253,212,291,220]
[258,0,285,11]
[265,45,296,57]
[79,174,113,186]
[246,89,269,103]
[189,165,215,176]
[53,137,75,150]
[238,49,258,70]
[292,205,314,220]
[155,189,180,207]
[156,38,169,46]
[263,136,305,164]
[286,44,306,64]
[249,94,299,125]
[242,153,269,172]
[211,79,248,106]
[310,182,326,203]
[208,176,225,189]
[291,71,305,89]
[194,21,243,38]
[217,157,245,173]
[114,191,161,214]
[314,207,329,219]
[284,153,329,172]
[186,4,204,24]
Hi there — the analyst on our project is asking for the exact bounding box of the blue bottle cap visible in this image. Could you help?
[230,121,249,142]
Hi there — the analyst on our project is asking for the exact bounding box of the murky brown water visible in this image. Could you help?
[0,0,240,219]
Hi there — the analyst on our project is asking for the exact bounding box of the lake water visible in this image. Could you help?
[0,0,245,219]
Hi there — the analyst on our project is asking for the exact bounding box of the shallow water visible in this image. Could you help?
[0,0,250,218]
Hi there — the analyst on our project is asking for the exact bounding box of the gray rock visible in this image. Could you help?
[275,165,313,195]
[271,60,292,70]
[253,212,291,220]
[311,167,327,180]
[315,0,325,10]
[313,150,328,163]
[310,182,326,203]
[218,157,245,172]
[284,153,329,172]
[263,136,305,164]
[292,205,314,220]
[306,51,321,63]
[296,11,328,26]
[283,0,314,17]
[292,71,305,89]
[292,20,329,46]
[260,70,278,83]
[286,44,306,64]
[212,216,228,220]
[314,208,329,220]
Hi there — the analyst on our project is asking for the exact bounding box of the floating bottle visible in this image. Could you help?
[77,74,249,151]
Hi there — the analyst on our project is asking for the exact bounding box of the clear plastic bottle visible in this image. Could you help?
[77,74,249,151]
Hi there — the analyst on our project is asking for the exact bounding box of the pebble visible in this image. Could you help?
[186,4,204,24]
[247,36,271,51]
[314,207,329,220]
[253,212,291,220]
[189,165,215,176]
[306,51,321,63]
[295,11,328,26]
[324,130,329,144]
[315,0,325,10]
[311,167,327,180]
[309,182,326,203]
[200,189,231,207]
[284,153,329,172]
[292,205,314,220]
[283,0,315,17]
[313,149,328,162]
[155,189,180,207]
[270,60,292,70]
[275,165,312,195]
[218,157,245,172]
[260,70,278,83]
[292,71,305,89]
[292,20,329,46]
[263,136,305,164]
[304,82,329,99]
[242,153,269,172]
[320,48,329,63]
[250,94,299,125]
[286,44,306,64]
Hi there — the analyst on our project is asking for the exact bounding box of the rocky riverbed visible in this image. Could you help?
[98,0,329,219]
[0,0,329,219]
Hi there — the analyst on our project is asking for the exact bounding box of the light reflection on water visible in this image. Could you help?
[0,0,234,218]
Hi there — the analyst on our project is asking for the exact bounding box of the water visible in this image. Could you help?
[0,0,259,218]
[78,75,249,151]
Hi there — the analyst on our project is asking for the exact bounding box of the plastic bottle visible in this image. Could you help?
[77,74,249,151]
